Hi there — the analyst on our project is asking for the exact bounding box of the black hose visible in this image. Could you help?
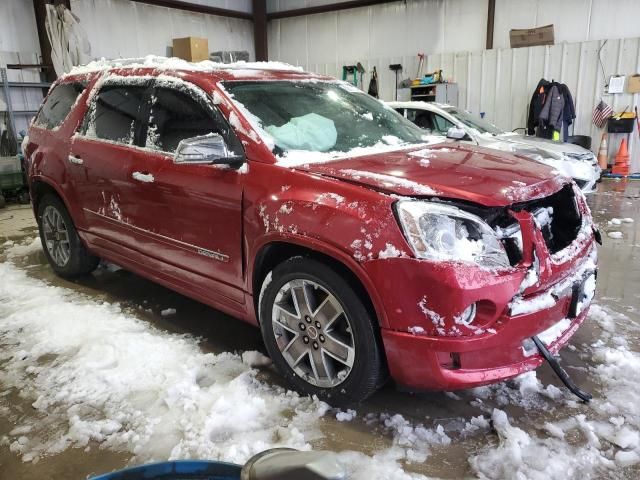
[532,335,592,403]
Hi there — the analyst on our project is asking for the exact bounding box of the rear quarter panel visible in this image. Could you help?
[27,74,98,228]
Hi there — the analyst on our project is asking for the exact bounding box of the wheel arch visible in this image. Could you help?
[30,177,70,216]
[251,238,389,330]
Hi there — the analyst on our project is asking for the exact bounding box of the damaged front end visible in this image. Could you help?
[364,182,599,391]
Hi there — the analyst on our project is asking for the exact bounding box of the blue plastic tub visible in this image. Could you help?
[90,460,242,480]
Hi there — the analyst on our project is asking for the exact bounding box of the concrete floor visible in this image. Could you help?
[1,179,639,479]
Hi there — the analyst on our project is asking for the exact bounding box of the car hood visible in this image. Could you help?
[299,144,567,207]
[495,133,595,158]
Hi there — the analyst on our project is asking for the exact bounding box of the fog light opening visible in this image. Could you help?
[449,352,461,370]
[456,303,477,327]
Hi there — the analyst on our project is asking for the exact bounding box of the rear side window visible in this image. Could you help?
[145,87,241,154]
[83,86,147,144]
[406,108,435,131]
[34,82,85,129]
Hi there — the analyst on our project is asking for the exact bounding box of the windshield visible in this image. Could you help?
[442,106,504,135]
[223,81,428,153]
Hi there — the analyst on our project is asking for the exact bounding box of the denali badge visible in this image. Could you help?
[197,248,229,262]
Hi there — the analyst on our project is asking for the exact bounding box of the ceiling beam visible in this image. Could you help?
[129,0,253,20]
[253,0,268,61]
[267,0,401,20]
[486,0,496,49]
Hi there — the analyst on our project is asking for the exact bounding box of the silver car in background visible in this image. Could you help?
[389,101,601,193]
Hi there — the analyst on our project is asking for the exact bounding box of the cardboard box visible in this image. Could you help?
[172,37,209,62]
[509,24,554,48]
[628,74,640,93]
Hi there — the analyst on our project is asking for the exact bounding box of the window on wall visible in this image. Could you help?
[83,85,147,144]
[144,87,240,154]
[35,82,86,129]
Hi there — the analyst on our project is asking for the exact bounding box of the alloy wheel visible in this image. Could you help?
[271,279,356,388]
[42,205,71,267]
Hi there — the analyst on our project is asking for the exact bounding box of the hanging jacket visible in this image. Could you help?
[559,83,576,141]
[539,84,565,132]
[527,78,551,135]
[368,66,379,98]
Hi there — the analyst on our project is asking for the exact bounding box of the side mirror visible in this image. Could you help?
[174,134,245,167]
[446,127,467,140]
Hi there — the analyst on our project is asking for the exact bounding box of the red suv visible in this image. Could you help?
[24,58,598,404]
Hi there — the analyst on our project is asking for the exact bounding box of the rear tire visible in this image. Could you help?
[0,194,5,208]
[37,194,99,278]
[259,257,385,406]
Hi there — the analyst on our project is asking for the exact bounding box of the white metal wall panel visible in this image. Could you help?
[269,0,640,53]
[0,51,43,138]
[268,0,488,69]
[0,0,40,55]
[588,0,640,42]
[0,1,43,138]
[494,0,640,48]
[70,0,254,60]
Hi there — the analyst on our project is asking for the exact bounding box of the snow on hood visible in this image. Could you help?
[300,143,567,207]
[497,134,596,158]
[474,134,599,185]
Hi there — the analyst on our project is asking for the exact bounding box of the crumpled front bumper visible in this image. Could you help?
[375,246,596,391]
[363,189,598,391]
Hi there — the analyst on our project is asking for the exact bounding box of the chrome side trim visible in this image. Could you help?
[83,208,230,262]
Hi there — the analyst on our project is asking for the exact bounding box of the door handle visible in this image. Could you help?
[68,155,83,165]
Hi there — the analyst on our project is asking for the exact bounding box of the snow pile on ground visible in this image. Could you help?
[608,218,634,226]
[241,350,272,368]
[377,413,451,463]
[0,262,327,465]
[0,260,445,478]
[336,409,357,422]
[467,303,640,479]
[469,408,606,479]
[5,237,42,259]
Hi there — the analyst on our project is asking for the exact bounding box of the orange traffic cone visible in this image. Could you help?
[597,133,609,170]
[612,138,630,176]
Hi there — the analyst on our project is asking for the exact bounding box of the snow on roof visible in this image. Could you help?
[67,54,304,77]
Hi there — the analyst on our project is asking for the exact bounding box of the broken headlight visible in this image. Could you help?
[396,201,510,269]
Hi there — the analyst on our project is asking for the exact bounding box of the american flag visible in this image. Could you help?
[593,100,613,128]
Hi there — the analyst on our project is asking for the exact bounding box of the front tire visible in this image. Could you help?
[259,257,385,405]
[37,194,99,278]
